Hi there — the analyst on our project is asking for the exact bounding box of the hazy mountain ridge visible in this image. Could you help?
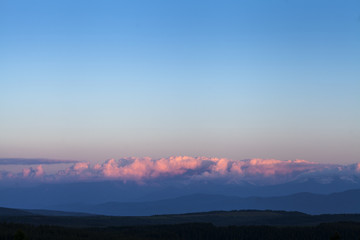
[1,174,360,209]
[46,188,360,216]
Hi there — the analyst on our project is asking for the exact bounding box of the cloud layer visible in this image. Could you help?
[1,156,359,185]
[0,158,79,165]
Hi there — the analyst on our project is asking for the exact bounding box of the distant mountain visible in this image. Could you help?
[51,189,360,216]
[1,175,360,209]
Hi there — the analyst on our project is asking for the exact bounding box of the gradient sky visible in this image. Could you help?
[1,0,359,164]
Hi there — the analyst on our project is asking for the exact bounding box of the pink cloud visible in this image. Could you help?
[99,156,204,181]
[73,162,90,171]
[211,158,230,174]
[3,156,360,185]
[22,165,44,178]
[35,165,44,177]
[61,157,328,183]
[57,162,91,179]
[239,158,319,177]
[22,168,31,177]
[229,161,245,175]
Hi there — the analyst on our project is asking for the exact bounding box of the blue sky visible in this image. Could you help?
[1,0,359,163]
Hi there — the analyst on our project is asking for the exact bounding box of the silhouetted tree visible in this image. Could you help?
[330,231,341,240]
[14,229,26,240]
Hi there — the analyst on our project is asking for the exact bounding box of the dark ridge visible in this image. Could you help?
[2,208,360,228]
[0,207,33,216]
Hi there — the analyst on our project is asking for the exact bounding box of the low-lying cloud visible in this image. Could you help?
[2,156,359,185]
[0,158,79,165]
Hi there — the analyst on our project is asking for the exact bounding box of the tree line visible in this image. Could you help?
[1,221,360,240]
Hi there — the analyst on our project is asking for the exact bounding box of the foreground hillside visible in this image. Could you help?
[2,208,360,239]
[1,221,360,240]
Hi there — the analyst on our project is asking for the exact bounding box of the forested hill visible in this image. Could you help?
[2,221,360,240]
[0,207,93,217]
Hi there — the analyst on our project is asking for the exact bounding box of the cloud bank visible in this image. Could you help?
[0,158,79,165]
[1,156,359,185]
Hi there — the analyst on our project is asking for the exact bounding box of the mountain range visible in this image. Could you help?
[1,175,360,210]
[49,188,360,216]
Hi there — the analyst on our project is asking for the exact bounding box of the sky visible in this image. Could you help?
[1,0,360,165]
